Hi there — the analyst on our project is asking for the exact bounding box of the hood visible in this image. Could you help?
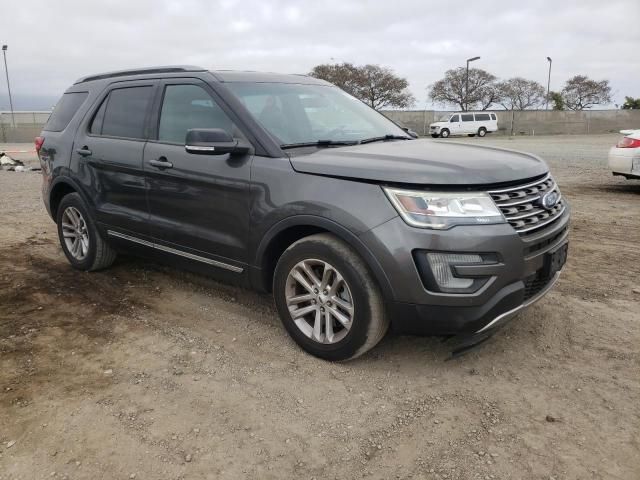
[289,139,548,186]
[430,121,448,127]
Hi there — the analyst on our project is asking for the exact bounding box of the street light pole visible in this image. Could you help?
[465,56,480,111]
[2,45,16,128]
[545,56,552,110]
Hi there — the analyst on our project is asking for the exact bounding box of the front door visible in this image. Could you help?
[144,80,253,270]
[448,114,462,134]
[71,81,157,235]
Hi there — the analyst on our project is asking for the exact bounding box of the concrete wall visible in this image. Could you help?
[383,109,640,136]
[1,112,51,143]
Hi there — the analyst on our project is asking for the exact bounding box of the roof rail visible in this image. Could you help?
[74,65,207,84]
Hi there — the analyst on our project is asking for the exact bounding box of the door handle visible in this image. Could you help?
[149,158,173,169]
[76,146,92,157]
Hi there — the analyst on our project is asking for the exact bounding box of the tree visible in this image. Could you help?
[497,77,546,110]
[549,91,565,111]
[309,63,415,110]
[561,75,611,110]
[309,63,363,98]
[428,67,499,111]
[621,96,640,110]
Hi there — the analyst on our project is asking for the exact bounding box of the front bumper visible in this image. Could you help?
[359,204,570,336]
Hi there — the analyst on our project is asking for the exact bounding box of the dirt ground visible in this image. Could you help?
[1,134,639,480]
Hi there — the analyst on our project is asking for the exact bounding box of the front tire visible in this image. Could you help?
[273,234,389,361]
[440,129,450,138]
[56,193,117,271]
[431,133,439,138]
[478,127,487,137]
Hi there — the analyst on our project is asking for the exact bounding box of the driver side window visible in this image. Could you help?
[450,115,459,122]
[158,84,238,144]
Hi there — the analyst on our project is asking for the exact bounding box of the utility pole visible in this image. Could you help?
[465,56,480,111]
[545,56,552,110]
[2,45,16,128]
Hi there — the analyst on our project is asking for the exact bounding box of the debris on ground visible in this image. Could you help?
[0,151,40,171]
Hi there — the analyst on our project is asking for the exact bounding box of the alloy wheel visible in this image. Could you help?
[61,206,90,261]
[285,259,355,344]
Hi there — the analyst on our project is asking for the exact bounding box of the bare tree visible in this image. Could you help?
[498,77,546,110]
[310,63,415,110]
[561,75,611,110]
[428,67,499,111]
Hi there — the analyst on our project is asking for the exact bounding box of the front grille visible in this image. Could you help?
[523,270,554,301]
[488,174,565,235]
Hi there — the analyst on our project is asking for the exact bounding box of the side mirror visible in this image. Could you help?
[184,128,249,155]
[402,127,419,139]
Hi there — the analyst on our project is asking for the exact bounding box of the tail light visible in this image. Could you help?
[35,136,45,154]
[616,137,640,148]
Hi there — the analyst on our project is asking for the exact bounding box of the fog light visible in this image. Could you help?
[426,253,482,289]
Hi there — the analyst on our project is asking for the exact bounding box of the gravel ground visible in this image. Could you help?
[1,134,639,480]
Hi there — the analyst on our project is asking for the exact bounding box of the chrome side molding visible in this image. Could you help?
[107,230,243,273]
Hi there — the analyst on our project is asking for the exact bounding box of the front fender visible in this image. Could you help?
[251,214,396,303]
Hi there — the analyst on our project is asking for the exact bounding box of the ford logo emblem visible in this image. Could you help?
[541,191,559,210]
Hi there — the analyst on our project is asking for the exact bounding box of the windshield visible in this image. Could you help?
[224,82,408,146]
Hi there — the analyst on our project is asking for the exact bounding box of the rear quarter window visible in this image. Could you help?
[44,92,89,132]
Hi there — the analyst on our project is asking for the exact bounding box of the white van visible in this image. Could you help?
[429,112,498,138]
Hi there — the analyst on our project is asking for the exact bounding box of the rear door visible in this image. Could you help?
[71,80,157,235]
[474,113,491,131]
[143,78,253,270]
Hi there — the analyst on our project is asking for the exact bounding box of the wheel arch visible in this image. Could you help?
[252,215,395,302]
[48,176,93,220]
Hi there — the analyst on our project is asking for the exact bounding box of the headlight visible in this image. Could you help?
[383,188,505,229]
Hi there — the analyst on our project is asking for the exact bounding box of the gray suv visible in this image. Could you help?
[38,66,569,360]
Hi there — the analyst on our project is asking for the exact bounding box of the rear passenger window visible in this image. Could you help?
[461,114,474,122]
[490,113,496,120]
[99,86,153,139]
[89,98,108,135]
[44,92,89,132]
[475,113,490,121]
[158,84,237,144]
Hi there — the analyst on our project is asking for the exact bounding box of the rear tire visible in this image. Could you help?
[56,193,117,271]
[440,129,450,138]
[478,127,487,137]
[273,233,389,361]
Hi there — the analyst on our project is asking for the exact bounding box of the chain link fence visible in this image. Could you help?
[0,111,50,142]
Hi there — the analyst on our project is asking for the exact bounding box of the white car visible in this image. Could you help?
[429,112,498,138]
[609,129,640,180]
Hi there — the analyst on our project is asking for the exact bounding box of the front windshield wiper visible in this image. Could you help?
[358,134,411,144]
[280,140,360,150]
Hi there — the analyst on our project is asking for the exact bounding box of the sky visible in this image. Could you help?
[1,0,639,111]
